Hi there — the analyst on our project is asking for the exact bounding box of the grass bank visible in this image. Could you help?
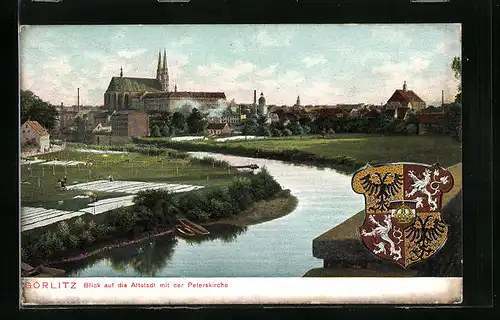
[208,189,298,227]
[20,147,240,209]
[135,135,462,173]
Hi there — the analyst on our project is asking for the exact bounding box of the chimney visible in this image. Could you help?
[441,90,444,106]
[253,90,257,105]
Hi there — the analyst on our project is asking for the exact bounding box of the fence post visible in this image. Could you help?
[52,165,55,176]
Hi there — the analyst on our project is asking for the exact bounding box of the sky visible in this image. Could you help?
[19,24,461,107]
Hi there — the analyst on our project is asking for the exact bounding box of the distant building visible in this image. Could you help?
[111,111,149,137]
[257,92,268,116]
[206,123,231,135]
[104,49,226,112]
[385,81,426,113]
[21,120,50,152]
[207,115,241,126]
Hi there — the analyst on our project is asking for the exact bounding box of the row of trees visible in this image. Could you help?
[21,168,284,263]
[150,108,206,137]
[240,113,421,137]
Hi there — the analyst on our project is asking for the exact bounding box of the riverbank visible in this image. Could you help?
[39,192,297,267]
[135,135,462,173]
[208,190,298,227]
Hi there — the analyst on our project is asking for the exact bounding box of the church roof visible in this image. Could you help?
[106,77,162,92]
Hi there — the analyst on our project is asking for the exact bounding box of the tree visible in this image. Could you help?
[171,112,187,132]
[151,125,161,137]
[20,90,58,130]
[72,116,91,143]
[161,124,170,137]
[288,121,304,136]
[242,118,259,135]
[186,108,205,134]
[451,56,462,103]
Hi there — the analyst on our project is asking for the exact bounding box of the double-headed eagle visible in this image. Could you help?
[360,172,403,211]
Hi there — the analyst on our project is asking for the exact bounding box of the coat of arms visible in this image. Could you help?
[352,162,454,268]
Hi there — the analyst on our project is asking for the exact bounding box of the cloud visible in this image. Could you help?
[254,29,292,47]
[197,60,256,81]
[256,64,277,78]
[302,55,328,67]
[117,49,147,59]
[372,57,431,77]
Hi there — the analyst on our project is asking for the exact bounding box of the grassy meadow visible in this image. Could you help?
[189,135,462,168]
[20,148,243,210]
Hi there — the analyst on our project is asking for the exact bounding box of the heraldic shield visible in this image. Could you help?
[352,162,454,268]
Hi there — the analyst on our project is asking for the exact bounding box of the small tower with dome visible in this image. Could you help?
[258,92,267,115]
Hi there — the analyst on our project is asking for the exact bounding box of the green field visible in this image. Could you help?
[20,149,242,210]
[194,135,462,168]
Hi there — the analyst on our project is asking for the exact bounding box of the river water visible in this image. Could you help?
[61,152,364,277]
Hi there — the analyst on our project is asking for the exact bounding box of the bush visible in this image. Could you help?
[405,124,418,135]
[283,129,293,136]
[271,128,283,137]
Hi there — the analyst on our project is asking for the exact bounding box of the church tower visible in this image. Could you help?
[160,48,170,92]
[156,50,161,81]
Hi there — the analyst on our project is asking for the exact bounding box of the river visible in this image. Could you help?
[61,152,364,277]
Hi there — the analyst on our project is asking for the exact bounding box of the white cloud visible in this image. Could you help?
[197,60,256,81]
[372,57,431,77]
[302,55,328,68]
[117,49,147,59]
[256,64,277,78]
[254,29,292,47]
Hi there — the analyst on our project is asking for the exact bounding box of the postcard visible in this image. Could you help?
[19,24,462,305]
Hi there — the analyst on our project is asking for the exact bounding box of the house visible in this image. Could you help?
[21,121,50,152]
[386,81,426,113]
[207,115,241,126]
[206,123,231,135]
[111,111,149,137]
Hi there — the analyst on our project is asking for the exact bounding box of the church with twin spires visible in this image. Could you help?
[104,49,226,112]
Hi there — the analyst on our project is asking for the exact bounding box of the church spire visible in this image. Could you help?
[156,50,161,80]
[162,48,167,72]
[161,48,169,92]
[120,66,123,77]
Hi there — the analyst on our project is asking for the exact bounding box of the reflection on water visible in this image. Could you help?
[61,224,247,277]
[64,152,364,277]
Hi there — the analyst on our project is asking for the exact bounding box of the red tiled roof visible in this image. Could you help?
[387,89,425,105]
[23,121,49,136]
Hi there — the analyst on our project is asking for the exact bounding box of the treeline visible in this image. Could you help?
[133,137,363,173]
[150,108,206,137]
[241,113,420,138]
[21,169,284,265]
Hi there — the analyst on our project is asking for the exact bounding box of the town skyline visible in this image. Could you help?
[20,24,461,107]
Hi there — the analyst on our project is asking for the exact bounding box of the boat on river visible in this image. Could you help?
[175,224,196,236]
[179,218,210,235]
